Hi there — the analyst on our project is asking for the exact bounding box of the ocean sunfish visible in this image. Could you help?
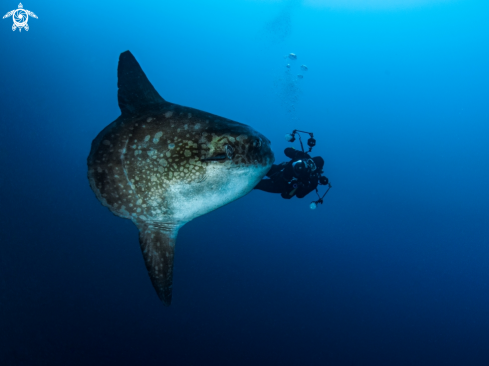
[87,51,274,305]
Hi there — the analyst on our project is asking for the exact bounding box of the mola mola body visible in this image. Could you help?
[87,51,274,305]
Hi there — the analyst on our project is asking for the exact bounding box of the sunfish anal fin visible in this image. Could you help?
[117,50,166,116]
[137,222,180,306]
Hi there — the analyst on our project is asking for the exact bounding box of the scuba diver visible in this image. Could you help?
[254,130,332,209]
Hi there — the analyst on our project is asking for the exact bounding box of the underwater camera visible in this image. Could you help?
[285,129,332,210]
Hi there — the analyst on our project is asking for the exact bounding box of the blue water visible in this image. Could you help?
[1,0,488,364]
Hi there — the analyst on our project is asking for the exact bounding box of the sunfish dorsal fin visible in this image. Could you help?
[137,222,179,306]
[117,51,165,115]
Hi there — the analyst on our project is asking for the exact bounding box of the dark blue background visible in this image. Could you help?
[1,0,488,365]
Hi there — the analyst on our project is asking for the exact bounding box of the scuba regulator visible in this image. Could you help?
[285,129,332,210]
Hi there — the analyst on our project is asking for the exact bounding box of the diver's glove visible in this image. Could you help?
[319,176,329,185]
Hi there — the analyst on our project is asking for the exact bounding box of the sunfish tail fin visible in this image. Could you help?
[137,222,180,306]
[117,51,166,116]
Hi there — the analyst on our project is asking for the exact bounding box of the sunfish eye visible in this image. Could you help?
[225,144,234,159]
[201,144,234,162]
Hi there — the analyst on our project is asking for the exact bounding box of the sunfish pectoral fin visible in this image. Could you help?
[137,222,180,306]
[117,51,166,116]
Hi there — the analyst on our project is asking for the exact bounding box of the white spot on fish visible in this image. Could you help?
[153,132,163,144]
[236,134,247,143]
[165,111,173,118]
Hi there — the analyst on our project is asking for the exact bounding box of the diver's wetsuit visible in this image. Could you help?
[254,147,328,199]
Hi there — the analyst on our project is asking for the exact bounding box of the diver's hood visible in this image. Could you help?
[312,156,324,170]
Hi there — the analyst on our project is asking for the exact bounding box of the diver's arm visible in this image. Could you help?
[284,147,308,160]
[254,179,284,193]
[296,179,319,198]
[265,163,284,178]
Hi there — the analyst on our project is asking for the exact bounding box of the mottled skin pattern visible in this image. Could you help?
[87,51,274,305]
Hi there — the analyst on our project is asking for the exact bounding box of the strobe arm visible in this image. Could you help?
[285,129,316,153]
[310,183,332,210]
